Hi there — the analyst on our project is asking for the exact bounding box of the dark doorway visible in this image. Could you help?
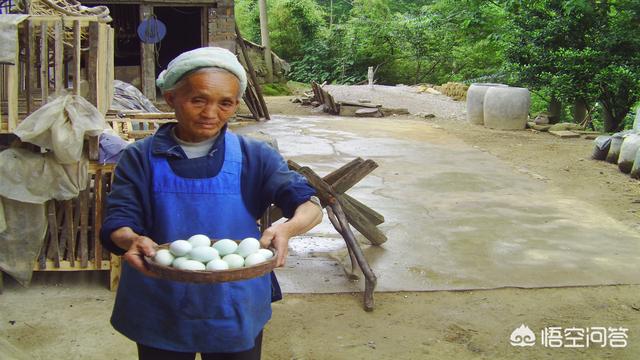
[155,6,202,75]
[103,4,140,67]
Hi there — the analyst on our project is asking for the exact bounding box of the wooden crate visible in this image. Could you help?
[33,162,120,290]
[0,15,114,133]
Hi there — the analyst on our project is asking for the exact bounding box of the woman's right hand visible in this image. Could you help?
[122,235,158,276]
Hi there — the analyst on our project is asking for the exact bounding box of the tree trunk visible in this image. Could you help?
[258,0,273,83]
[572,99,587,124]
[547,96,562,123]
[602,108,617,133]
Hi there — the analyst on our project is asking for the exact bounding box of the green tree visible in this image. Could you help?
[505,0,640,131]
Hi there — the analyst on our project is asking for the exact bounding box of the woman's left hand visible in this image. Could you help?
[259,224,292,267]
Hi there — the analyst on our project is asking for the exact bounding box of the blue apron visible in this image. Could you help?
[111,132,272,353]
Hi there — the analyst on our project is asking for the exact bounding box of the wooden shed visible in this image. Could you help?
[80,0,236,102]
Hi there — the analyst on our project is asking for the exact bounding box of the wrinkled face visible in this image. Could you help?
[164,70,240,143]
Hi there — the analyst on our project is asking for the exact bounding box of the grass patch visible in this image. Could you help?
[261,82,292,96]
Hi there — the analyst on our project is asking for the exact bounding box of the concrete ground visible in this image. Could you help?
[1,92,639,359]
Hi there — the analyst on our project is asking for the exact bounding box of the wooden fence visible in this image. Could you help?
[0,15,113,133]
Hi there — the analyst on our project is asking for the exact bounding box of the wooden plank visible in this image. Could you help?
[28,16,99,24]
[54,20,64,94]
[549,130,580,138]
[64,200,76,266]
[128,112,176,119]
[33,260,111,271]
[236,23,270,120]
[26,20,36,114]
[79,186,89,268]
[40,21,49,105]
[46,201,61,268]
[332,159,378,194]
[321,158,364,186]
[88,135,100,161]
[296,166,387,245]
[342,194,384,226]
[7,63,19,131]
[88,22,99,107]
[106,26,115,110]
[72,20,82,96]
[94,169,103,268]
[96,24,109,114]
[110,255,121,291]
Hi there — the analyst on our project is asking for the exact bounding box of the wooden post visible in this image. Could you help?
[40,21,49,105]
[46,201,61,268]
[258,0,273,83]
[26,20,35,114]
[236,24,270,120]
[7,32,19,131]
[72,20,82,96]
[54,20,64,95]
[140,5,156,102]
[94,169,103,269]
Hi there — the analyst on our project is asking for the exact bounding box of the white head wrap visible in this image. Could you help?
[156,47,247,95]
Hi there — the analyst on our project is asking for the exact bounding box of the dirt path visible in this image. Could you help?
[1,91,639,360]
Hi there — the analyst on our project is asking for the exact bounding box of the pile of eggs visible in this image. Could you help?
[153,234,274,271]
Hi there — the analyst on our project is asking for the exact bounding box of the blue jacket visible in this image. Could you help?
[100,123,316,255]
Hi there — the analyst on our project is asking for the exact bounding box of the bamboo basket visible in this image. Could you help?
[144,242,277,283]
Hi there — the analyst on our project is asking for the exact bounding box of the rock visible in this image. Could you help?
[355,108,383,117]
[533,114,550,125]
[311,101,320,107]
[380,107,410,117]
[358,99,372,103]
[292,98,302,104]
[548,122,583,132]
[415,112,436,119]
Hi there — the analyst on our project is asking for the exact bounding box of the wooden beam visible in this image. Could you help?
[236,24,270,120]
[40,21,49,105]
[46,201,61,268]
[296,166,387,245]
[94,169,103,269]
[26,20,36,114]
[54,20,64,94]
[79,186,89,268]
[33,260,111,271]
[72,20,82,96]
[88,22,99,106]
[332,159,378,194]
[110,255,121,291]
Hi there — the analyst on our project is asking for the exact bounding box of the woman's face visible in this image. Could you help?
[164,70,240,143]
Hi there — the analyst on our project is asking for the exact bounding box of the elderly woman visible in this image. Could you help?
[100,47,323,360]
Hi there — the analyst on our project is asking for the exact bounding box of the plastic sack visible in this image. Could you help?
[606,132,630,164]
[13,94,105,164]
[0,197,47,286]
[618,134,640,173]
[0,148,88,203]
[592,135,612,160]
[630,147,640,179]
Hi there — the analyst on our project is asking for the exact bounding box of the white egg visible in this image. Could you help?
[169,240,192,257]
[212,239,238,256]
[257,248,274,259]
[153,249,174,266]
[206,259,229,271]
[236,237,261,258]
[172,256,190,268]
[188,234,211,248]
[244,253,267,267]
[189,246,219,263]
[222,254,245,269]
[176,259,206,271]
